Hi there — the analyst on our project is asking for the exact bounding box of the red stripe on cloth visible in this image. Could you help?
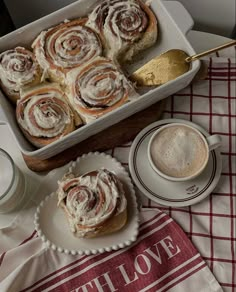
[0,230,38,268]
[228,58,235,291]
[154,262,207,292]
[19,230,37,246]
[26,213,202,292]
[208,58,214,272]
[139,214,172,235]
[207,132,236,136]
[143,205,236,216]
[42,217,174,291]
[205,77,236,81]
[222,152,236,156]
[164,110,236,118]
[222,173,236,176]
[188,84,194,242]
[221,283,236,288]
[203,257,236,264]
[168,95,174,217]
[139,212,166,228]
[214,192,236,196]
[21,213,169,292]
[174,93,236,99]
[20,254,89,292]
[0,252,6,267]
[47,239,199,291]
[189,232,236,241]
[211,66,236,70]
[140,255,205,292]
[210,72,236,77]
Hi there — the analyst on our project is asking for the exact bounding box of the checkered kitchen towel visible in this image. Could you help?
[112,47,236,291]
[0,48,235,291]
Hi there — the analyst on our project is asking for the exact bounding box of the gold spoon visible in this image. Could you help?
[130,40,236,86]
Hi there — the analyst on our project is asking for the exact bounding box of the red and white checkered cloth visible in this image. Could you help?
[0,47,235,292]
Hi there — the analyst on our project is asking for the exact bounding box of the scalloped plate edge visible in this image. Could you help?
[34,152,140,255]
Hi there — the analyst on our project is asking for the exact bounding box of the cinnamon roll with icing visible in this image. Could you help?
[0,47,41,104]
[57,168,127,238]
[66,56,139,123]
[16,83,80,148]
[86,0,158,62]
[32,19,103,85]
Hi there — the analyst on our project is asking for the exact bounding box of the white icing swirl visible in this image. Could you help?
[32,19,102,78]
[87,0,148,59]
[67,57,138,122]
[57,169,127,237]
[16,86,73,138]
[0,47,39,95]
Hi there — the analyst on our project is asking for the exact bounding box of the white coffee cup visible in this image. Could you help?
[147,123,221,182]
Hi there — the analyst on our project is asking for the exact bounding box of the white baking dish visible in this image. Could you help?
[0,0,200,159]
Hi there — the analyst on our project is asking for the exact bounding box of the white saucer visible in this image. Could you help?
[129,119,222,207]
[34,152,139,255]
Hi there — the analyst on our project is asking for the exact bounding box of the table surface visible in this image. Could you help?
[0,29,232,227]
[0,29,235,292]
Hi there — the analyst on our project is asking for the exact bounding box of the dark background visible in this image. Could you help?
[0,0,15,37]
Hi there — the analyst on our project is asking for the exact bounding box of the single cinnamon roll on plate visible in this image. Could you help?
[34,152,139,254]
[32,18,103,85]
[86,0,158,62]
[16,83,80,148]
[57,168,127,238]
[66,56,139,123]
[0,47,41,104]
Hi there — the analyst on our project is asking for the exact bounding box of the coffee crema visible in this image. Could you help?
[150,125,208,178]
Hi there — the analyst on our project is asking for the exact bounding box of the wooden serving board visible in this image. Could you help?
[22,100,166,172]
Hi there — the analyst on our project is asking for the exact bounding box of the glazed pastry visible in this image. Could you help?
[86,0,158,62]
[57,168,127,238]
[66,56,139,123]
[0,47,41,104]
[32,18,103,85]
[16,83,80,148]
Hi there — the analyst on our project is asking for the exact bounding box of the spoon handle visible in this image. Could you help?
[185,40,236,62]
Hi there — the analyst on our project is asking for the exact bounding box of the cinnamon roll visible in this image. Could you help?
[16,83,79,148]
[0,47,41,104]
[86,0,158,62]
[66,56,139,123]
[32,19,103,85]
[57,168,127,238]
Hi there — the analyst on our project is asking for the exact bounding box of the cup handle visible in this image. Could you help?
[206,135,222,151]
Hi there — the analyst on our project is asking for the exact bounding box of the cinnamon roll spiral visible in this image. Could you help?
[16,83,77,148]
[32,19,103,84]
[57,168,127,238]
[86,0,157,62]
[0,47,41,103]
[66,57,138,123]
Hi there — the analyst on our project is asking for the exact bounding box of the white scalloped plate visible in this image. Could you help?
[34,152,139,255]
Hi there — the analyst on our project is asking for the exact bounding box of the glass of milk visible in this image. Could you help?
[0,148,27,213]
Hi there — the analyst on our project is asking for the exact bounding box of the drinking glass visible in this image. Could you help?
[0,148,27,213]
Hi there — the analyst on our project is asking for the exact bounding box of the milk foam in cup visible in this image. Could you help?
[147,123,221,182]
[0,148,27,213]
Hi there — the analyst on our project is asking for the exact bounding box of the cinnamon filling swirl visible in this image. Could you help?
[16,84,75,147]
[0,47,41,101]
[67,57,137,121]
[57,169,127,237]
[33,19,103,78]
